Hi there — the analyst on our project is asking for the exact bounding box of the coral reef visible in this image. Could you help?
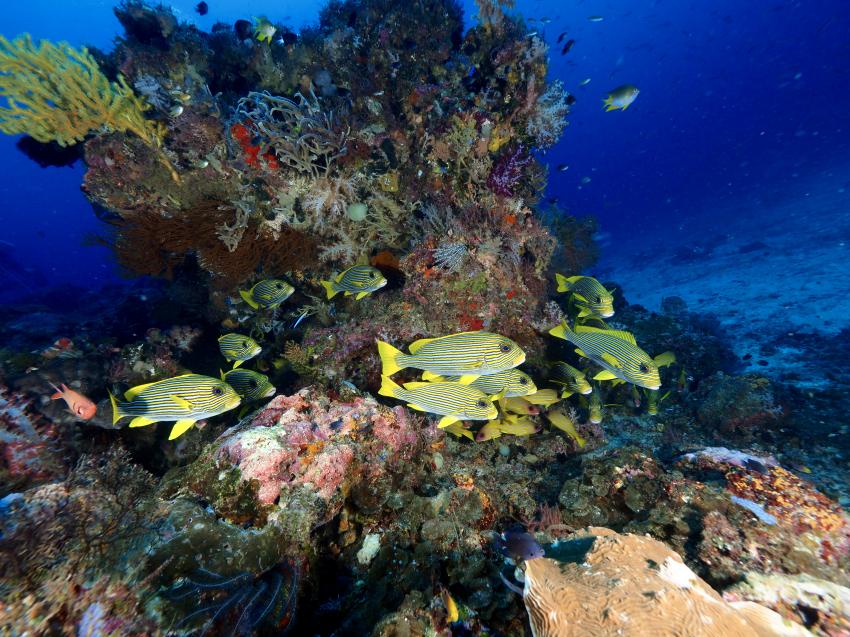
[0,0,848,635]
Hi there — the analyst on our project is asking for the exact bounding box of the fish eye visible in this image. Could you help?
[519,377,528,385]
[639,363,649,374]
[595,296,602,303]
[242,340,249,348]
[212,387,224,396]
[275,283,283,289]
[369,271,376,278]
[476,400,488,408]
[500,344,511,353]
[249,379,258,388]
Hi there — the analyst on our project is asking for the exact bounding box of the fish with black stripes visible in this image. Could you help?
[239,279,294,310]
[379,375,498,428]
[220,368,276,401]
[376,331,525,382]
[420,368,536,397]
[218,333,262,368]
[555,274,615,318]
[321,265,387,300]
[550,361,592,397]
[109,373,240,440]
[549,321,662,389]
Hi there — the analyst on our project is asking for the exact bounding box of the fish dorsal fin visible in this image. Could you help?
[403,381,430,389]
[601,352,622,368]
[575,325,637,345]
[125,382,157,401]
[220,370,226,381]
[171,395,194,410]
[334,271,344,282]
[408,337,436,354]
[654,351,677,367]
[457,374,479,385]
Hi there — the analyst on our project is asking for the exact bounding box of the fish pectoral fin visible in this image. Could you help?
[343,291,353,296]
[561,389,574,398]
[405,403,427,412]
[168,419,197,440]
[593,370,619,381]
[572,292,589,303]
[577,308,591,318]
[574,348,588,358]
[355,291,369,300]
[233,360,243,369]
[438,415,460,428]
[124,381,156,401]
[170,395,194,410]
[402,381,429,389]
[457,375,478,385]
[128,416,156,428]
[601,352,623,368]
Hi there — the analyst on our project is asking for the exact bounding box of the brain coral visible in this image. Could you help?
[522,527,813,637]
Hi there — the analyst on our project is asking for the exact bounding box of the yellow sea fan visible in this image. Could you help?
[0,34,165,148]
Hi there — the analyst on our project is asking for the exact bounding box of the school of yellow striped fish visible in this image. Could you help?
[109,268,678,443]
[376,272,677,443]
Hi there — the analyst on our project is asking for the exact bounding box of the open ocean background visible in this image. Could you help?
[2,0,849,352]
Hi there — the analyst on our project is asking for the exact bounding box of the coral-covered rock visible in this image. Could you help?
[724,572,850,637]
[696,373,784,438]
[211,388,427,517]
[523,528,813,637]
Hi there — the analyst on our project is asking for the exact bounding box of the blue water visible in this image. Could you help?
[1,0,849,305]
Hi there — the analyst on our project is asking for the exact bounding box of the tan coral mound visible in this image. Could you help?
[522,527,813,637]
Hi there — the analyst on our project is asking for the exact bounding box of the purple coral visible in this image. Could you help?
[487,146,533,197]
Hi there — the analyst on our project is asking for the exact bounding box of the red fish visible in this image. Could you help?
[50,382,97,420]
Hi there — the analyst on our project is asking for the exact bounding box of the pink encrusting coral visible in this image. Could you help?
[215,388,427,506]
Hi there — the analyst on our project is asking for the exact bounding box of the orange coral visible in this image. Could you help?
[727,467,848,534]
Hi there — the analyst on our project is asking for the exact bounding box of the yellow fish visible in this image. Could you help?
[603,84,639,111]
[379,376,498,428]
[522,389,560,406]
[496,417,538,436]
[555,274,614,318]
[377,331,525,381]
[547,407,586,448]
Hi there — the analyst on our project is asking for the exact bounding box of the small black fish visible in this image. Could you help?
[557,31,568,43]
[500,526,544,562]
[234,19,252,40]
[557,164,569,172]
[195,1,208,15]
[561,39,576,55]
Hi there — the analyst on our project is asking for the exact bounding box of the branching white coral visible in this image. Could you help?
[526,80,570,149]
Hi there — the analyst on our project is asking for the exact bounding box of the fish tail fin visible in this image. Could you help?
[108,391,123,425]
[376,339,405,376]
[239,289,259,309]
[321,280,339,299]
[554,273,570,292]
[379,375,403,399]
[549,320,573,341]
